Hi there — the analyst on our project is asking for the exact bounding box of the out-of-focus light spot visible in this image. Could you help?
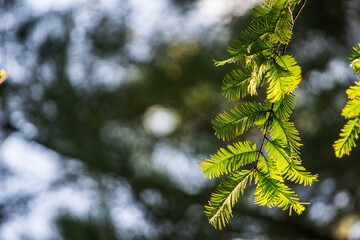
[111,204,156,239]
[185,204,203,219]
[309,202,336,226]
[308,59,355,93]
[183,82,215,112]
[334,214,360,240]
[140,188,164,207]
[151,143,209,195]
[165,63,183,81]
[320,178,336,195]
[92,60,126,88]
[1,134,60,193]
[143,105,180,137]
[0,134,94,240]
[349,220,360,240]
[25,0,85,13]
[295,31,335,63]
[166,41,200,62]
[10,110,38,139]
[334,190,351,209]
[192,0,259,26]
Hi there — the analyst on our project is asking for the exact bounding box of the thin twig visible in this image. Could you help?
[282,0,307,55]
[255,103,274,164]
[293,0,308,23]
[282,43,289,55]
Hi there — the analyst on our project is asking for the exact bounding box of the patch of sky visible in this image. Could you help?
[0,134,94,240]
[151,142,209,195]
[308,59,356,93]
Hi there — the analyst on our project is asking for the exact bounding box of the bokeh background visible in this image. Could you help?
[0,0,360,239]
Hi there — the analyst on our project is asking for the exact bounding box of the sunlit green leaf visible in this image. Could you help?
[199,141,257,179]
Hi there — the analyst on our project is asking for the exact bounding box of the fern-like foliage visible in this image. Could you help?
[334,119,360,158]
[266,55,301,102]
[334,43,360,158]
[199,141,258,179]
[199,0,317,229]
[350,43,360,77]
[212,101,268,141]
[267,116,301,153]
[254,156,306,214]
[222,68,268,101]
[272,93,296,119]
[204,169,255,230]
[265,139,316,186]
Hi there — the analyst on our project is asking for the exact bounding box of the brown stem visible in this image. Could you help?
[282,0,307,55]
[255,103,274,164]
[293,0,308,23]
[255,0,307,169]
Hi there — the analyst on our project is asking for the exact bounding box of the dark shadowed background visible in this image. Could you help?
[0,0,360,239]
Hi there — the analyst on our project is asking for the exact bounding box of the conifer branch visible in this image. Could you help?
[256,14,293,166]
[334,43,360,157]
[200,0,316,229]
